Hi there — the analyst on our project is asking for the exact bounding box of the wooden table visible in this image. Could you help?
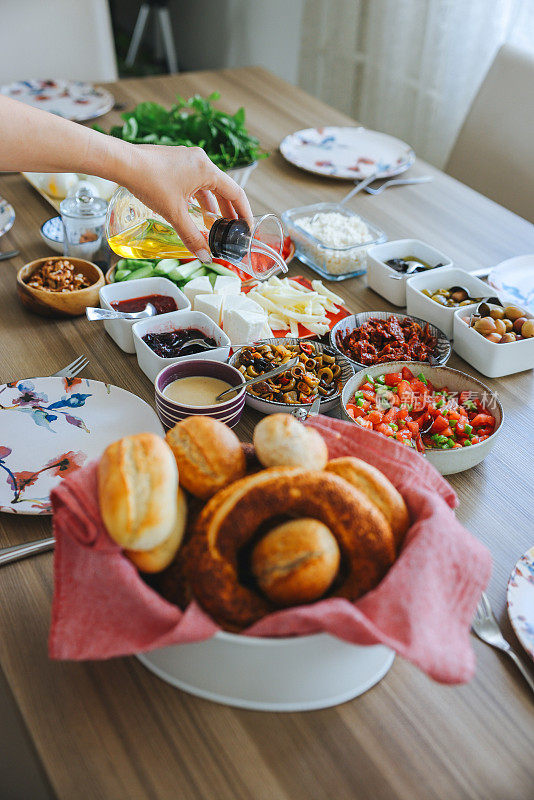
[0,67,533,800]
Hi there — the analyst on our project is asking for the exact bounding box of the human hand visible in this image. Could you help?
[123,144,253,262]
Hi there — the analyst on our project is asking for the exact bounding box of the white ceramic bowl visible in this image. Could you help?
[137,631,394,711]
[132,310,231,383]
[226,160,258,189]
[99,277,191,353]
[40,216,64,253]
[406,267,494,338]
[229,338,354,415]
[341,361,503,475]
[330,311,451,371]
[453,306,534,378]
[366,239,452,306]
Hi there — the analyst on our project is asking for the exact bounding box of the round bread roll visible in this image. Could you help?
[251,518,340,606]
[253,414,328,470]
[166,416,246,500]
[98,433,178,551]
[125,487,188,573]
[185,467,395,629]
[325,457,409,548]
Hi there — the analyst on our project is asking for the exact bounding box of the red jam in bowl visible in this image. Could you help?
[111,294,178,315]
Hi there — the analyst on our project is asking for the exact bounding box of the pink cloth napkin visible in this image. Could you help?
[49,417,491,683]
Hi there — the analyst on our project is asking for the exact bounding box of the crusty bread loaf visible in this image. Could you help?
[125,487,187,573]
[98,433,178,551]
[325,457,409,547]
[253,414,328,470]
[165,416,246,500]
[251,518,340,605]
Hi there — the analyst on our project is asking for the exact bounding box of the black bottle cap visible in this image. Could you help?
[209,217,250,259]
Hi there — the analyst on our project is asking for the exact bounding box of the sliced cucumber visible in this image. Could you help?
[124,265,156,280]
[114,269,131,282]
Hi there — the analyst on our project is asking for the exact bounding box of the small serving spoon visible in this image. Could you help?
[388,261,428,279]
[216,356,300,401]
[85,304,157,321]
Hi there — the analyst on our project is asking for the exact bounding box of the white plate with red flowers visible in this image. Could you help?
[507,546,534,660]
[0,378,162,514]
[0,79,114,121]
[279,126,415,180]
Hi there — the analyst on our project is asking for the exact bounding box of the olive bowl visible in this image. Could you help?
[228,337,354,415]
[17,256,104,318]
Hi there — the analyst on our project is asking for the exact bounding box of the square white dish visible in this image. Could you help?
[99,277,190,353]
[132,310,231,383]
[406,267,491,338]
[366,239,452,307]
[453,306,534,378]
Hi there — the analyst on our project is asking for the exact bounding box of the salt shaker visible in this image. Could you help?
[60,184,110,267]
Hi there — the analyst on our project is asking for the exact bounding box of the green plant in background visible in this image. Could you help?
[95,92,266,170]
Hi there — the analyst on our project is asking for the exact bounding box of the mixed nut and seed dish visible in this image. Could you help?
[235,341,343,404]
[24,258,92,293]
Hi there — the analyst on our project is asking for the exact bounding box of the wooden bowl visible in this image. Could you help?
[17,257,105,317]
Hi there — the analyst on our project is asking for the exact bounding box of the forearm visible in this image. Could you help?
[0,95,132,182]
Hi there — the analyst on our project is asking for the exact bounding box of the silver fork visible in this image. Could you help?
[472,591,534,695]
[364,175,434,195]
[51,355,89,379]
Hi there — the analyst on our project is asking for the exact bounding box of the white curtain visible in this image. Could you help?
[298,0,534,167]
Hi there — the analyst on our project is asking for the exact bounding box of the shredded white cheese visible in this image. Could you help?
[293,211,372,275]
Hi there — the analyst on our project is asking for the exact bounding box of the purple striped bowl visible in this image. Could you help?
[155,359,246,428]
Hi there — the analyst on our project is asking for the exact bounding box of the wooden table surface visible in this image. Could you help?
[0,67,533,800]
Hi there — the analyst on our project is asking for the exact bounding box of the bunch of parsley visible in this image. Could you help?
[95,91,266,170]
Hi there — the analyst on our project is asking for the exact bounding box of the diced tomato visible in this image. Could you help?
[362,390,376,402]
[346,403,365,419]
[360,381,374,392]
[367,410,383,425]
[397,380,413,401]
[384,372,402,386]
[406,420,420,435]
[441,426,454,438]
[383,407,399,423]
[446,409,461,421]
[397,406,409,420]
[459,391,471,404]
[377,422,395,436]
[355,418,373,429]
[471,436,480,444]
[451,443,463,449]
[470,413,495,428]
[475,427,493,437]
[455,418,466,435]
[401,366,415,381]
[410,379,428,395]
[431,415,449,433]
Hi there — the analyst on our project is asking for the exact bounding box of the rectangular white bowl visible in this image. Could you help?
[99,277,190,353]
[132,310,231,383]
[453,306,534,378]
[366,239,452,307]
[406,267,491,338]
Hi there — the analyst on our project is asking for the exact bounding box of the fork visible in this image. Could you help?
[51,355,89,379]
[364,176,433,195]
[472,591,534,695]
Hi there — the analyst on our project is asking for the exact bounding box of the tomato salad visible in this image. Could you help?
[345,366,496,451]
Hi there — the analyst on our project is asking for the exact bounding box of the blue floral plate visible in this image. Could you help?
[0,196,15,238]
[40,216,64,253]
[507,546,534,660]
[0,378,163,514]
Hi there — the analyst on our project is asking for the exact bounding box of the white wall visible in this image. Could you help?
[114,0,304,84]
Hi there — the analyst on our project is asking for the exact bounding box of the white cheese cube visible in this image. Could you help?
[221,294,263,328]
[224,308,269,345]
[213,275,241,296]
[183,276,212,306]
[194,294,224,326]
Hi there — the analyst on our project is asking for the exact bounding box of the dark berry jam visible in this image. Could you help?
[111,294,178,315]
[142,328,217,358]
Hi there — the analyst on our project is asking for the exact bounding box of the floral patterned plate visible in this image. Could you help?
[0,79,114,122]
[279,126,415,180]
[507,546,534,660]
[0,378,163,514]
[488,254,534,313]
[0,196,15,238]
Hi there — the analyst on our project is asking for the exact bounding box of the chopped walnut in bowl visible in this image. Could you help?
[24,258,92,293]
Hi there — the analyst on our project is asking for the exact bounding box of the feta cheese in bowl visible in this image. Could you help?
[282,202,386,281]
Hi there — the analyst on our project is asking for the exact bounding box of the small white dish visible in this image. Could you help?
[406,267,492,338]
[99,278,190,353]
[40,216,64,253]
[507,546,534,661]
[341,362,503,475]
[225,160,258,189]
[453,306,534,378]
[366,239,452,307]
[279,126,414,180]
[137,632,394,711]
[132,310,231,383]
